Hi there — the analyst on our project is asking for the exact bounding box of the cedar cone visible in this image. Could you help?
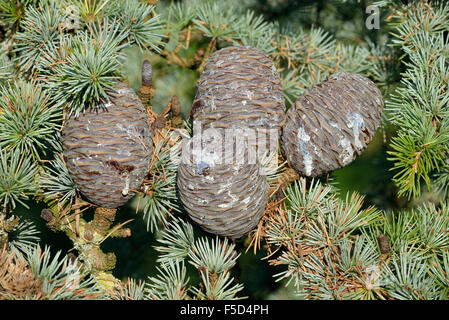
[62,82,153,208]
[177,134,268,239]
[282,72,383,177]
[191,46,285,155]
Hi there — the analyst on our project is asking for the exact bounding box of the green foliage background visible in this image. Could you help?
[2,0,449,300]
[8,0,395,299]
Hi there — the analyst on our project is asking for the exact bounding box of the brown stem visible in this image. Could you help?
[152,95,185,133]
[269,168,300,199]
[197,38,217,74]
[0,215,19,233]
[170,95,183,128]
[0,214,20,248]
[41,204,120,276]
[84,246,116,272]
[159,28,205,70]
[110,228,131,238]
[88,207,117,237]
[162,50,196,68]
[40,208,63,233]
[139,60,154,112]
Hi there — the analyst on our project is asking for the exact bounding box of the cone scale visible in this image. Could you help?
[62,83,153,208]
[282,72,384,177]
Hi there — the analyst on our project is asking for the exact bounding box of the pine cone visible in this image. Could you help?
[191,46,285,154]
[177,135,268,239]
[62,82,153,208]
[282,72,383,177]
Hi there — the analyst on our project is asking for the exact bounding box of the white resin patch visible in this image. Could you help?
[195,143,221,175]
[242,196,251,204]
[121,174,130,196]
[297,126,310,142]
[117,149,131,156]
[338,137,354,165]
[303,152,313,176]
[296,126,314,176]
[346,113,365,151]
[210,98,216,110]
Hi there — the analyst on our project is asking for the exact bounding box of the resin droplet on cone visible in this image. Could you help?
[282,72,383,177]
[62,82,153,208]
[191,46,285,155]
[177,135,268,239]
